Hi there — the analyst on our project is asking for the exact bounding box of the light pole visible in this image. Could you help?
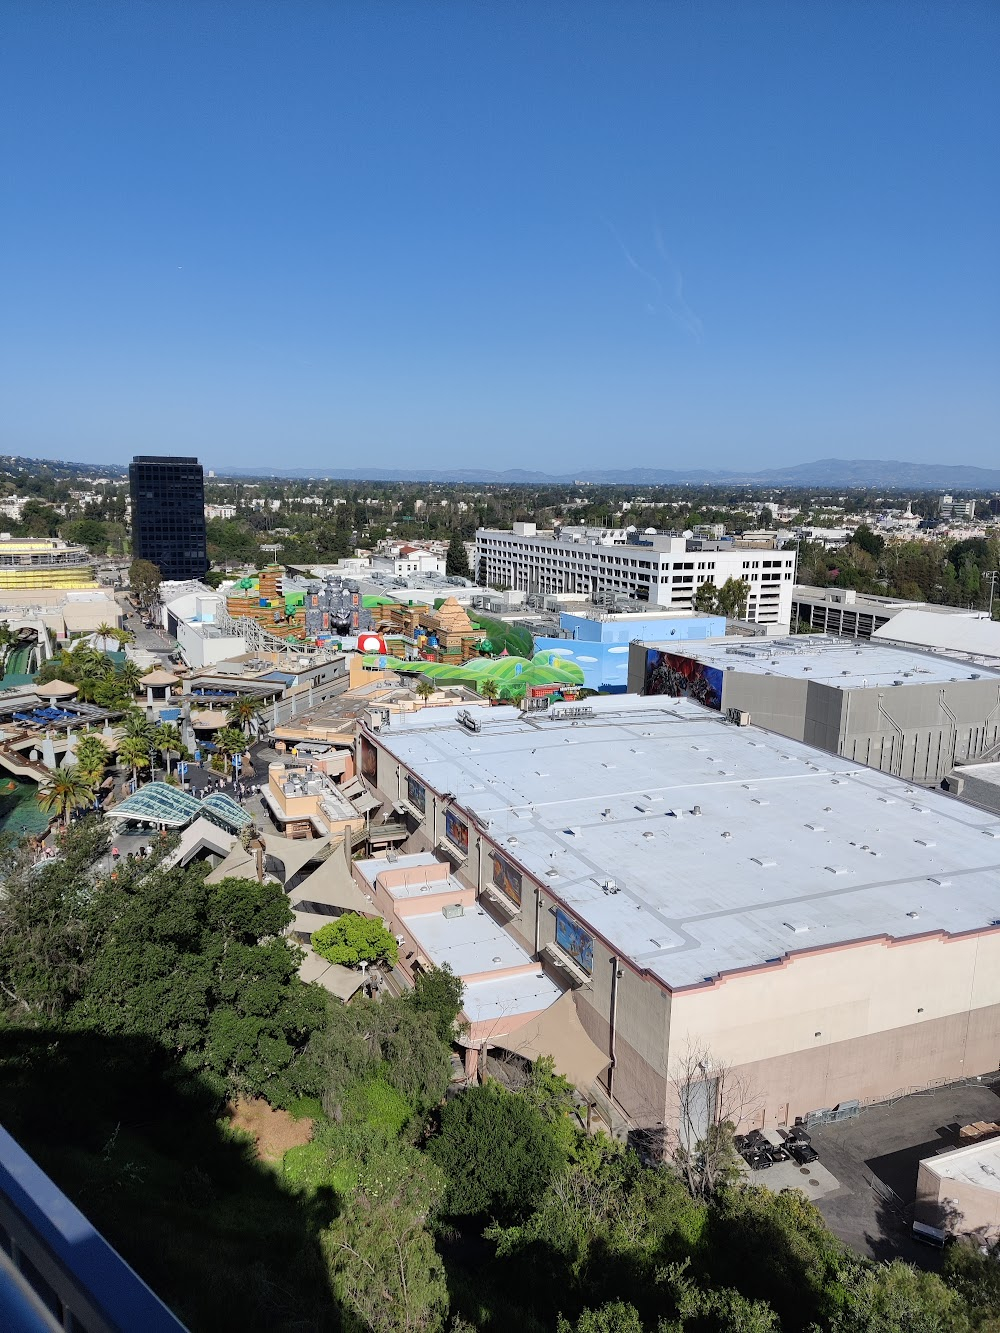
[985,570,999,618]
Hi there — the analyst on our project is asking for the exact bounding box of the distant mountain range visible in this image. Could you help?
[2,453,999,490]
[215,458,1000,489]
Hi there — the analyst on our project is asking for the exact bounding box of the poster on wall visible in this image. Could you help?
[555,909,594,974]
[491,852,522,907]
[360,736,378,783]
[644,649,724,710]
[445,808,468,855]
[406,774,426,813]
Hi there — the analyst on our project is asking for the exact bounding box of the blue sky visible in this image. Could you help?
[2,2,997,472]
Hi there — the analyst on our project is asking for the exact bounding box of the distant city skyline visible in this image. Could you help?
[1,3,997,471]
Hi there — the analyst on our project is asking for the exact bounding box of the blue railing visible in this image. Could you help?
[0,1124,187,1332]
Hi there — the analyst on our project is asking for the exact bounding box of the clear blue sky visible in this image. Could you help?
[1,2,997,472]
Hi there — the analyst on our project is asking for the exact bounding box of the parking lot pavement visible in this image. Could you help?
[740,1157,841,1204]
[806,1078,1000,1265]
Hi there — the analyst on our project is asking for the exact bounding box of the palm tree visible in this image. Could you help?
[37,770,95,828]
[74,733,109,785]
[117,735,151,788]
[111,627,135,649]
[118,660,143,695]
[213,726,247,770]
[226,695,263,737]
[122,708,154,743]
[480,677,499,704]
[154,723,183,774]
[94,622,116,652]
[415,679,435,707]
[76,648,114,681]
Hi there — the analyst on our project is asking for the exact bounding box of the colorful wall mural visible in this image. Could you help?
[531,639,631,693]
[555,909,594,974]
[406,774,426,813]
[643,649,725,710]
[491,852,523,907]
[445,809,468,855]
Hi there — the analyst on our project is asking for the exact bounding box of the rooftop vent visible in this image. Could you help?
[783,922,809,933]
[721,831,732,840]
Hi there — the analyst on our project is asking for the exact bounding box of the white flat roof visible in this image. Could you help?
[922,1137,1000,1193]
[369,698,1000,990]
[644,635,1000,689]
[354,852,452,900]
[462,973,562,1023]
[874,610,1000,660]
[405,904,529,975]
[355,853,563,1019]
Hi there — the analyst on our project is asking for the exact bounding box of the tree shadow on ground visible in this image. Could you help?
[0,1028,340,1333]
[866,1124,961,1202]
[863,1192,944,1272]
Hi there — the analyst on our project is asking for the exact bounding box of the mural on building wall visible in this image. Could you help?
[360,736,378,783]
[491,852,522,907]
[406,774,426,813]
[531,638,631,693]
[445,808,468,855]
[644,649,724,710]
[555,908,594,974]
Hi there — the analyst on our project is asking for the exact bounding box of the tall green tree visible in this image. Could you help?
[430,1081,568,1224]
[71,868,326,1103]
[312,915,398,968]
[129,558,162,610]
[446,534,471,579]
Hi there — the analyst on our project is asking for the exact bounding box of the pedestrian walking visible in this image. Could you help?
[111,845,120,862]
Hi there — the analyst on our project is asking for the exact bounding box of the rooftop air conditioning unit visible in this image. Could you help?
[726,708,751,726]
[442,903,464,919]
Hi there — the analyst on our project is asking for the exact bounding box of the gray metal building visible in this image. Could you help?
[628,635,1000,783]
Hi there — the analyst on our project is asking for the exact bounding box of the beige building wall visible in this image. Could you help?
[668,931,1000,1127]
[916,1156,1000,1240]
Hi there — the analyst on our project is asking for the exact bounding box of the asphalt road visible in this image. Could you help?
[113,591,178,663]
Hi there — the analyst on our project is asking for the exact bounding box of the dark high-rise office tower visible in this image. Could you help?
[128,455,208,581]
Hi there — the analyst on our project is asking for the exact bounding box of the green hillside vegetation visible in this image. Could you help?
[1,819,998,1332]
[365,649,583,698]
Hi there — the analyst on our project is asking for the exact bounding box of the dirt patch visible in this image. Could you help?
[227,1098,313,1161]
